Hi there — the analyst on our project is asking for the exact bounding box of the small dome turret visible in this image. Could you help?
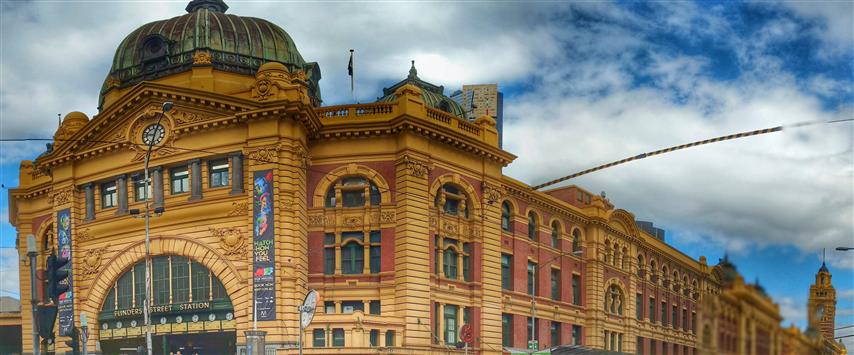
[377,61,467,118]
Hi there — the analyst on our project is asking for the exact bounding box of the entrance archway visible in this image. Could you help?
[98,255,236,354]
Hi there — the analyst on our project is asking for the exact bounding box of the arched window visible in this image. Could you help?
[604,240,612,264]
[341,241,365,274]
[551,221,561,248]
[571,229,581,252]
[649,259,658,283]
[621,247,628,269]
[444,248,459,279]
[613,243,621,267]
[637,254,645,278]
[682,276,690,296]
[501,201,513,231]
[435,184,469,218]
[662,265,669,287]
[692,280,699,300]
[605,285,624,315]
[325,176,381,208]
[527,212,538,240]
[672,271,680,291]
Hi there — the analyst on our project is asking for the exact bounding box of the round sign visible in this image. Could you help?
[175,316,183,324]
[460,324,473,343]
[209,313,217,321]
[116,321,123,329]
[300,289,319,328]
[159,317,167,325]
[130,320,138,327]
[192,314,199,322]
[102,323,109,330]
[226,312,234,321]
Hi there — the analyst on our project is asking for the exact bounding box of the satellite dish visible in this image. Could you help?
[300,289,318,329]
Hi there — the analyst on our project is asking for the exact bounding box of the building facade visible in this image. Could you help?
[6,1,846,355]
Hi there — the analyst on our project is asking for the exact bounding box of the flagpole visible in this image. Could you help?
[349,49,356,103]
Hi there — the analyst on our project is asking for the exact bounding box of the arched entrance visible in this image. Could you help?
[98,255,236,354]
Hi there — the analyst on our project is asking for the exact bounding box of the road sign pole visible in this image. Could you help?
[27,235,40,355]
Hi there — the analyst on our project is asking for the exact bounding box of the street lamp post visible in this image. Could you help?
[142,102,172,355]
[26,234,39,355]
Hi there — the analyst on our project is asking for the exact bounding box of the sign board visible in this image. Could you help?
[56,209,74,336]
[253,170,276,321]
[300,289,318,329]
[460,324,473,343]
[528,340,539,350]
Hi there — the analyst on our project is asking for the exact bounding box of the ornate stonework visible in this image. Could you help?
[343,216,362,228]
[481,182,506,205]
[226,201,249,217]
[81,246,108,275]
[50,186,74,206]
[210,227,246,256]
[77,228,94,242]
[247,145,281,163]
[404,156,430,178]
[193,50,212,65]
[173,111,211,125]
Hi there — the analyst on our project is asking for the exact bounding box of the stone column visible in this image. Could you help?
[438,303,445,344]
[189,159,202,201]
[152,166,164,208]
[115,174,128,215]
[83,183,95,221]
[230,152,244,195]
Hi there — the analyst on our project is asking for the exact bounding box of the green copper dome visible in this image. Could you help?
[377,61,467,118]
[100,0,321,106]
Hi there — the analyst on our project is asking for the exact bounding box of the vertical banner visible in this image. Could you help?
[56,209,74,336]
[253,170,276,321]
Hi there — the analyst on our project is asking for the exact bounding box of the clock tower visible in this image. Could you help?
[808,261,836,341]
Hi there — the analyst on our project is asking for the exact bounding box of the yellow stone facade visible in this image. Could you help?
[6,2,847,355]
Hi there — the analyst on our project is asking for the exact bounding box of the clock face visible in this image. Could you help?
[142,124,165,145]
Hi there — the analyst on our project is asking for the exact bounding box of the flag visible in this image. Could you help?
[348,50,354,76]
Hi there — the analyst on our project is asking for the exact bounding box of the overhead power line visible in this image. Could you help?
[533,118,854,190]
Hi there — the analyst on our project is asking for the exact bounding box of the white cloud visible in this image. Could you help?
[0,248,20,299]
[778,296,807,327]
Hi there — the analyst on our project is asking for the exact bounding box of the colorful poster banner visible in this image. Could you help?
[253,170,276,321]
[57,208,75,336]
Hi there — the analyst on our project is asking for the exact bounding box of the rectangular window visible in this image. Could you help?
[369,300,381,315]
[332,328,345,347]
[370,231,382,274]
[551,269,561,300]
[444,305,459,344]
[153,257,170,305]
[385,330,395,347]
[651,340,657,355]
[324,248,335,275]
[663,341,669,355]
[501,254,512,290]
[636,294,643,320]
[672,305,678,329]
[209,159,229,188]
[528,317,535,344]
[313,329,325,347]
[572,325,582,345]
[637,337,643,355]
[171,167,189,194]
[101,182,117,208]
[324,301,335,314]
[463,243,472,282]
[618,333,623,352]
[572,274,581,305]
[171,256,189,304]
[117,273,133,309]
[133,175,148,202]
[527,261,537,296]
[692,311,697,333]
[341,301,364,314]
[682,309,688,332]
[551,321,561,347]
[133,264,145,308]
[661,301,667,326]
[190,261,209,302]
[370,329,379,347]
[649,297,656,322]
[502,313,513,347]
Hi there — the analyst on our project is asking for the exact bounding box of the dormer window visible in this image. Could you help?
[325,176,381,208]
[140,35,169,63]
[435,184,469,218]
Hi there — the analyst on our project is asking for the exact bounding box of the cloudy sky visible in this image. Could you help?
[1,0,852,344]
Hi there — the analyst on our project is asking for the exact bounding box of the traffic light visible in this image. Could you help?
[64,327,80,355]
[36,303,57,338]
[47,253,70,305]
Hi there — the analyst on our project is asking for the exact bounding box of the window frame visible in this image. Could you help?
[332,328,345,347]
[208,159,229,188]
[313,328,326,347]
[501,254,513,290]
[527,211,538,240]
[101,181,118,209]
[170,166,190,194]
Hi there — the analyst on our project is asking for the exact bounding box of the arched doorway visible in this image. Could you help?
[98,255,236,354]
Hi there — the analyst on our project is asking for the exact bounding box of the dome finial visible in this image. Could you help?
[408,60,418,79]
[186,0,228,13]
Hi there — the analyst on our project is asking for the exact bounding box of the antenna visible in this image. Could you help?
[823,248,826,264]
[57,114,61,129]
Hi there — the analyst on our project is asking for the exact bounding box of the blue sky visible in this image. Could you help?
[1,0,852,345]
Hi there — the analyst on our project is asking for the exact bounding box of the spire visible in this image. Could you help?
[408,60,418,79]
[186,0,228,13]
